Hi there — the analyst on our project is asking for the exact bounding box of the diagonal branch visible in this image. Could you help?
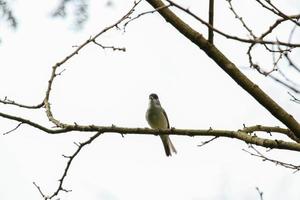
[255,187,264,200]
[2,122,23,135]
[259,15,300,40]
[45,131,103,199]
[269,75,300,94]
[259,0,300,26]
[226,0,256,38]
[243,144,300,172]
[145,0,300,136]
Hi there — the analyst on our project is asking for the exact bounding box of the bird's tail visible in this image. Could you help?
[160,135,177,156]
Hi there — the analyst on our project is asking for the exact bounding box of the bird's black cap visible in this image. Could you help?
[149,93,159,99]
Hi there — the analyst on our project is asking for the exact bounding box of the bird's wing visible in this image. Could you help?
[162,108,170,129]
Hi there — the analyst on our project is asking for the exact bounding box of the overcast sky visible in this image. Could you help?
[0,0,300,200]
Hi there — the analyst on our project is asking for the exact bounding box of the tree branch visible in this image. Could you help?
[255,0,300,26]
[2,122,23,135]
[0,111,69,134]
[226,0,256,38]
[208,0,214,43]
[243,125,300,141]
[0,96,44,109]
[45,131,103,199]
[243,144,300,172]
[145,0,300,136]
[164,0,300,47]
[0,110,299,151]
[43,0,142,128]
[255,187,264,200]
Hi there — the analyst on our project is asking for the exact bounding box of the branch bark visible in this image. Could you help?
[145,0,300,136]
[1,110,299,152]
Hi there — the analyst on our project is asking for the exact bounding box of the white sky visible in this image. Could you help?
[0,0,300,200]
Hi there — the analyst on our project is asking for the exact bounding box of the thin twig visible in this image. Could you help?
[288,92,300,104]
[254,0,300,26]
[284,52,300,73]
[92,40,126,51]
[164,0,300,47]
[269,75,300,93]
[123,4,171,29]
[33,182,46,199]
[43,0,142,128]
[2,122,23,135]
[47,131,103,199]
[226,0,256,38]
[197,136,218,147]
[255,187,264,200]
[243,145,300,172]
[0,96,44,109]
[208,0,214,43]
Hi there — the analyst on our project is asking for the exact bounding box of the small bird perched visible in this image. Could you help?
[146,93,177,156]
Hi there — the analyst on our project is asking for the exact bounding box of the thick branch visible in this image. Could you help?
[145,0,300,136]
[0,111,299,151]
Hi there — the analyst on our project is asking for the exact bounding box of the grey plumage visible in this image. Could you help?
[146,93,177,156]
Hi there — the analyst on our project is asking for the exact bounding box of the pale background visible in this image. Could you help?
[0,0,300,199]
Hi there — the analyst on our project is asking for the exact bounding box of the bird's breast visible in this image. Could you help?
[146,108,168,129]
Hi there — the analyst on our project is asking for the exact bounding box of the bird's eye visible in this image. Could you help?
[149,93,158,99]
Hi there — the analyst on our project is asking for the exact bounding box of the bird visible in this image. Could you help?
[146,93,177,156]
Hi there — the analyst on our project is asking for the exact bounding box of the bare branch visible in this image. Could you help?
[146,0,300,135]
[263,0,300,26]
[243,145,300,172]
[259,15,300,40]
[288,92,300,104]
[46,131,102,199]
[164,0,300,47]
[2,122,23,135]
[1,110,300,152]
[123,4,171,29]
[284,52,300,73]
[197,136,218,147]
[33,182,46,199]
[92,40,126,52]
[288,20,299,43]
[226,0,256,38]
[0,96,44,109]
[0,111,69,134]
[254,0,300,26]
[269,75,300,94]
[255,187,264,200]
[43,0,142,128]
[242,125,300,143]
[208,0,214,43]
